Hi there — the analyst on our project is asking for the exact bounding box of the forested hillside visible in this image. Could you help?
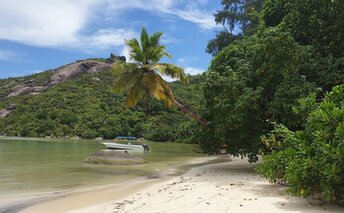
[0,62,202,142]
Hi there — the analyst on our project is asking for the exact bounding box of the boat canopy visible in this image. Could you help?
[115,136,138,140]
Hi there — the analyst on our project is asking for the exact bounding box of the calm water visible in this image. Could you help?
[0,138,200,195]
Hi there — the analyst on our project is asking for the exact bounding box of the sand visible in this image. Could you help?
[20,157,343,213]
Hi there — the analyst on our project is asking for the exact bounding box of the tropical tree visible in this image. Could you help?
[199,28,315,161]
[207,0,264,55]
[112,28,208,127]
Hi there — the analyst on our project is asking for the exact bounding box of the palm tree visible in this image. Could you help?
[112,28,208,127]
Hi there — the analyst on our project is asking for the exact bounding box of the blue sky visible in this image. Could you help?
[0,0,223,79]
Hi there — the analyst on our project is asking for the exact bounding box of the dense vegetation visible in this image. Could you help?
[200,0,344,204]
[257,85,344,205]
[0,70,202,142]
[200,0,343,157]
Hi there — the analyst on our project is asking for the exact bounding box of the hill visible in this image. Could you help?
[0,58,203,142]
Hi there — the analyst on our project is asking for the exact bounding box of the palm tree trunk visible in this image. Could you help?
[173,99,208,127]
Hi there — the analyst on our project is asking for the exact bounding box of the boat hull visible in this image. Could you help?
[102,142,145,150]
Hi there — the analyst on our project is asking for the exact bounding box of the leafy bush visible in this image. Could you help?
[257,84,344,205]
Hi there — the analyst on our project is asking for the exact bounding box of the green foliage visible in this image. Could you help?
[0,69,202,142]
[257,84,344,205]
[262,0,344,90]
[200,0,343,162]
[199,28,314,161]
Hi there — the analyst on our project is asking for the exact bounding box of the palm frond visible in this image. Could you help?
[150,32,163,46]
[112,71,137,92]
[112,62,138,74]
[146,46,171,63]
[125,39,144,62]
[140,28,150,54]
[112,63,140,92]
[146,63,188,84]
[125,28,171,64]
[142,72,175,106]
[126,78,147,107]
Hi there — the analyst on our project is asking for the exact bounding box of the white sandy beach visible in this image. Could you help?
[21,157,343,213]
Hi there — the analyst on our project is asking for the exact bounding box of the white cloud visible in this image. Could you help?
[81,29,136,50]
[184,67,205,75]
[0,0,95,47]
[0,0,217,50]
[103,0,218,30]
[0,0,136,51]
[173,9,217,30]
[0,1,158,47]
[105,0,176,13]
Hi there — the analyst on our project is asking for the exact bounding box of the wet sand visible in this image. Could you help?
[19,157,344,213]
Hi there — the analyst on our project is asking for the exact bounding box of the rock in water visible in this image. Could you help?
[84,149,146,165]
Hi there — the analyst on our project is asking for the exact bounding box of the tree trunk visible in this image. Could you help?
[173,99,208,128]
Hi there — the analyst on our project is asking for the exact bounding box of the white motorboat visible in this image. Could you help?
[102,142,150,151]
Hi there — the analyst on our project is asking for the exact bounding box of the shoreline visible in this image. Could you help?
[22,157,344,213]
